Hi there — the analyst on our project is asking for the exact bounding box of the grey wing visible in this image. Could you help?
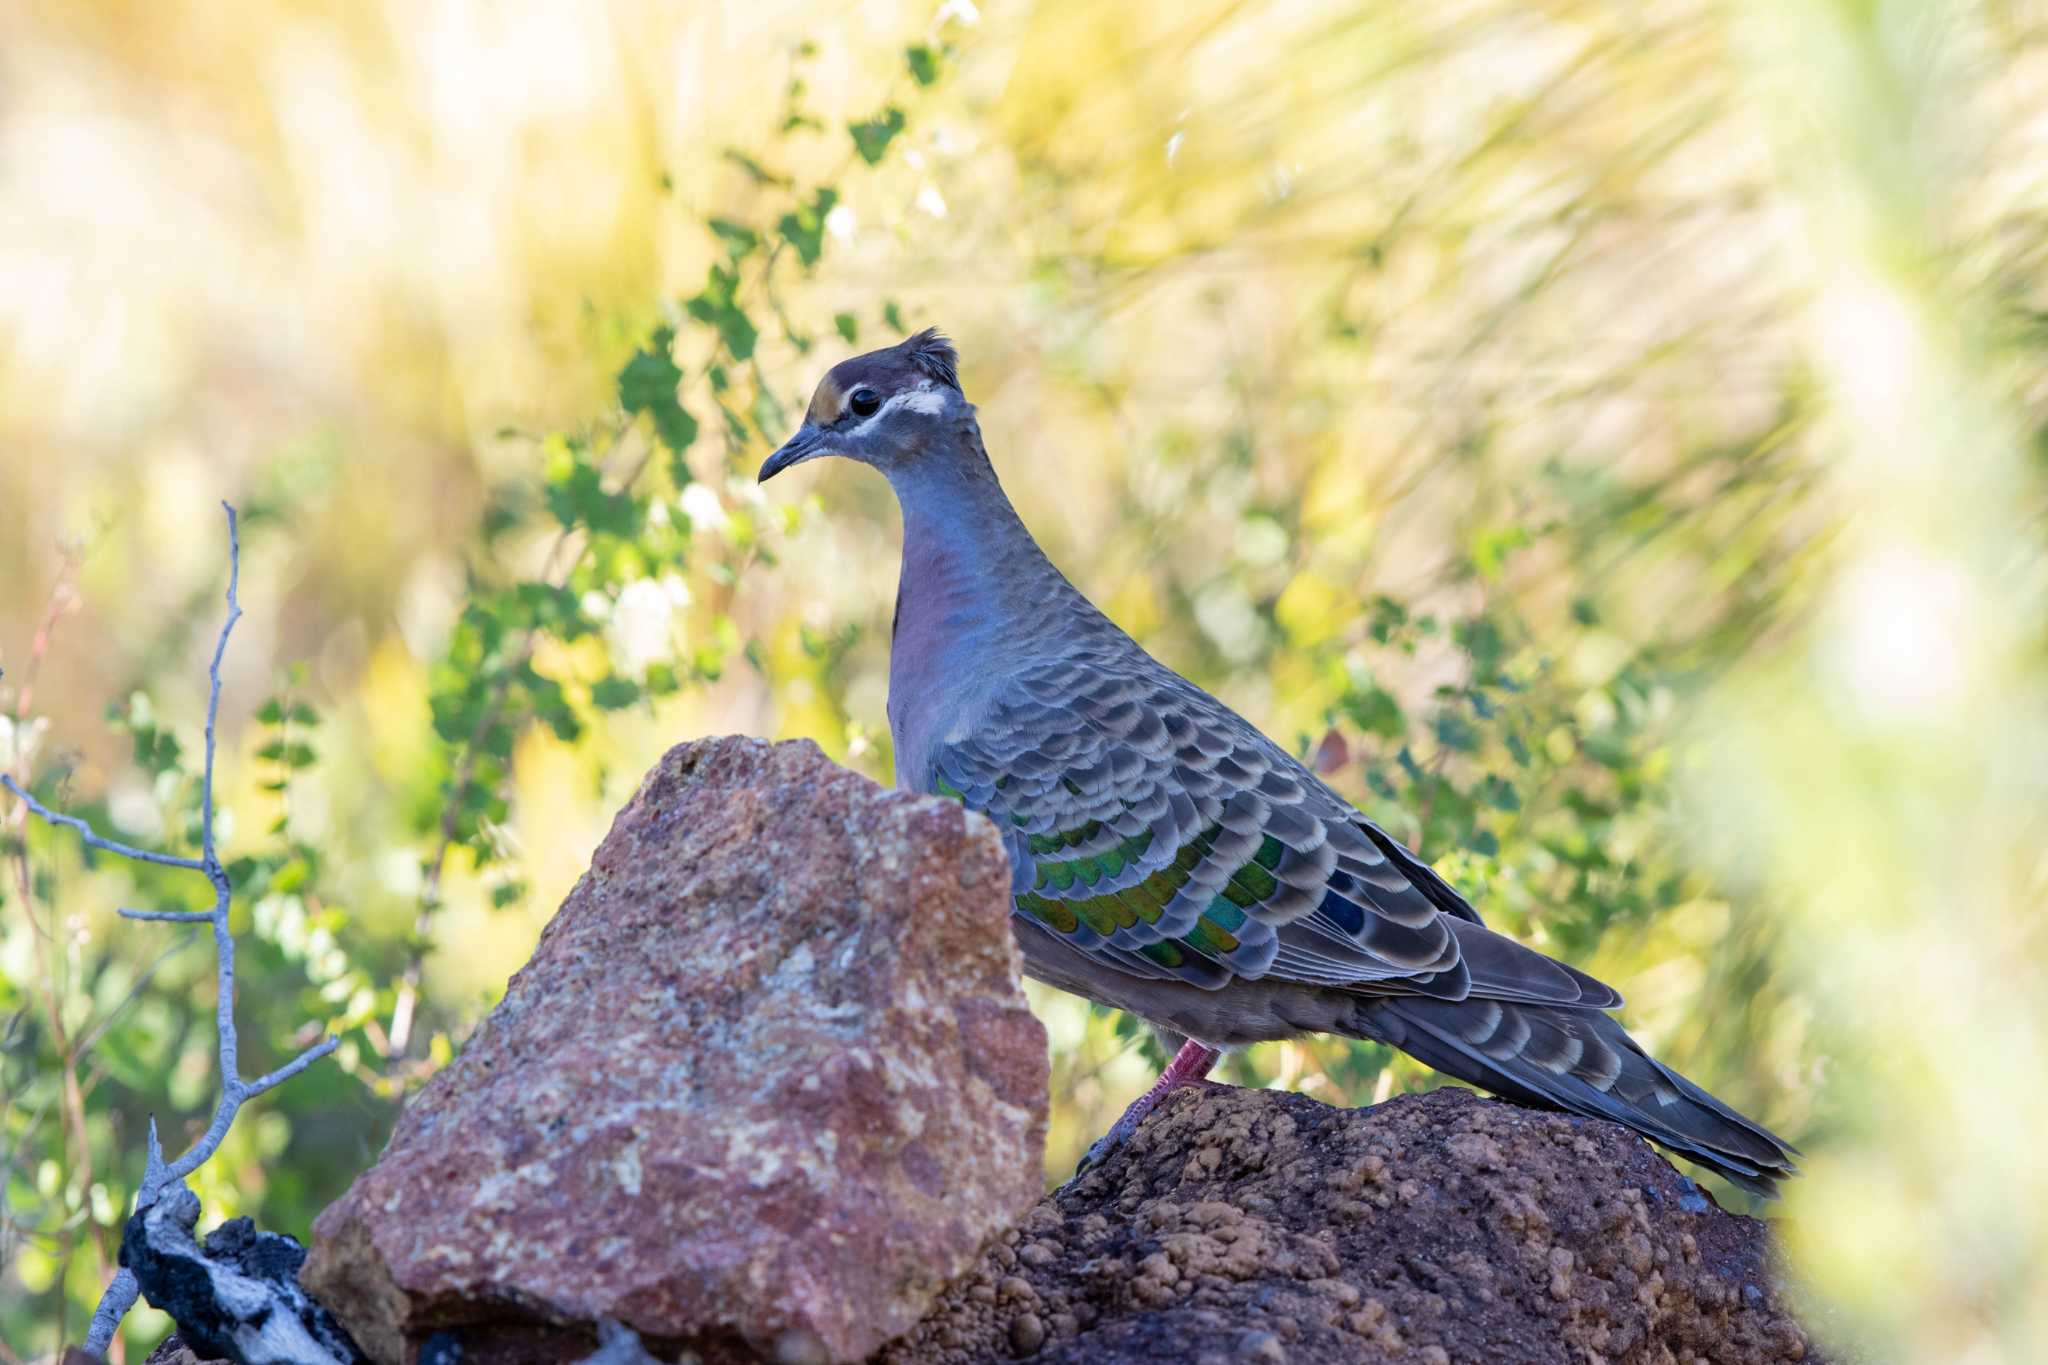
[924,647,1617,1010]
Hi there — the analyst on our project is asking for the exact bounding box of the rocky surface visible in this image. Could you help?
[885,1085,1818,1365]
[302,737,1048,1365]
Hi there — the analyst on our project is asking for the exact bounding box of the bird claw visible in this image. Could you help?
[1076,1128,1128,1175]
[1064,1042,1229,1189]
[1067,1087,1232,1185]
[1065,1121,1137,1188]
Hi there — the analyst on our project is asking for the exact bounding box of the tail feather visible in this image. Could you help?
[1348,995,1798,1198]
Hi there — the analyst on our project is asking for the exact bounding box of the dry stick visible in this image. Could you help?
[0,503,338,1358]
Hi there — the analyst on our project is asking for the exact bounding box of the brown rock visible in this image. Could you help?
[304,737,1048,1364]
[883,1086,1819,1365]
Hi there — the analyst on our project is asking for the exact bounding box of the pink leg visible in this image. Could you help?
[1076,1039,1224,1174]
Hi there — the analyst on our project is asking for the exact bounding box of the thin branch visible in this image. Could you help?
[83,1270,139,1359]
[197,504,242,873]
[156,1033,342,1190]
[0,779,205,871]
[6,503,338,1358]
[238,1039,342,1104]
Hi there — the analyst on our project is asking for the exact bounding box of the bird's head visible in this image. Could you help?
[757,328,970,484]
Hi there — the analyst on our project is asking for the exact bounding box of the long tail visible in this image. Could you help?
[1346,995,1798,1198]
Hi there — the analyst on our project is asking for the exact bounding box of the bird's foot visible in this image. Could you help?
[1073,1109,1146,1178]
[1066,1039,1224,1184]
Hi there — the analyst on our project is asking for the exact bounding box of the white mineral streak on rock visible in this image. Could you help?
[304,737,1047,1365]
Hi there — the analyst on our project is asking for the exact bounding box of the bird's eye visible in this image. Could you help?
[849,388,881,419]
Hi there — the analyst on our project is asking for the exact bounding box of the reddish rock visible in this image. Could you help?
[303,737,1048,1365]
[885,1086,1820,1365]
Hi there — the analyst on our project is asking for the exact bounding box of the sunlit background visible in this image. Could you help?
[3,1,2044,1360]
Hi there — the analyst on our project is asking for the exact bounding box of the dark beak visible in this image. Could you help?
[758,424,827,483]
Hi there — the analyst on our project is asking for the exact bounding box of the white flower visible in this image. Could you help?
[679,482,727,533]
[610,578,676,676]
[0,714,49,767]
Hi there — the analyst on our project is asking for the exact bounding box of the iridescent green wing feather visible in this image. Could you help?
[924,644,1475,994]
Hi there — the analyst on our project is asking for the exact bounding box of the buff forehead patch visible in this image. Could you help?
[807,373,847,426]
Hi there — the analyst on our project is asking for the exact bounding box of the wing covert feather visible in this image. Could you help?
[926,650,1507,996]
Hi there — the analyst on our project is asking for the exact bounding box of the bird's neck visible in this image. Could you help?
[889,453,1073,653]
[884,443,1086,773]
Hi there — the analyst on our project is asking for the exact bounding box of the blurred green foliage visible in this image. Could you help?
[1,2,2044,1361]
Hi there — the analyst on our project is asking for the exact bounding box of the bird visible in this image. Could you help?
[758,328,1797,1197]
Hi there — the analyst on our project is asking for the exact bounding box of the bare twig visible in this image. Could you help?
[3,503,338,1357]
[0,784,205,872]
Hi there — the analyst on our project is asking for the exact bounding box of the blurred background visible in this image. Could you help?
[2,0,2044,1359]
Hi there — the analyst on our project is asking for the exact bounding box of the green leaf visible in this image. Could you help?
[834,312,859,344]
[775,187,838,269]
[848,106,906,165]
[590,676,641,711]
[883,300,905,333]
[131,726,183,777]
[1340,681,1404,740]
[1434,712,1478,753]
[288,701,320,726]
[257,698,285,724]
[721,149,788,187]
[905,44,941,86]
[490,881,528,909]
[1367,595,1409,645]
[544,455,643,540]
[718,399,752,448]
[750,385,788,441]
[618,327,699,456]
[1454,616,1506,683]
[685,264,759,361]
[1467,524,1531,580]
[707,218,760,256]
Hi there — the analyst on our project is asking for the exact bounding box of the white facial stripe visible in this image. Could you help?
[848,384,946,434]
